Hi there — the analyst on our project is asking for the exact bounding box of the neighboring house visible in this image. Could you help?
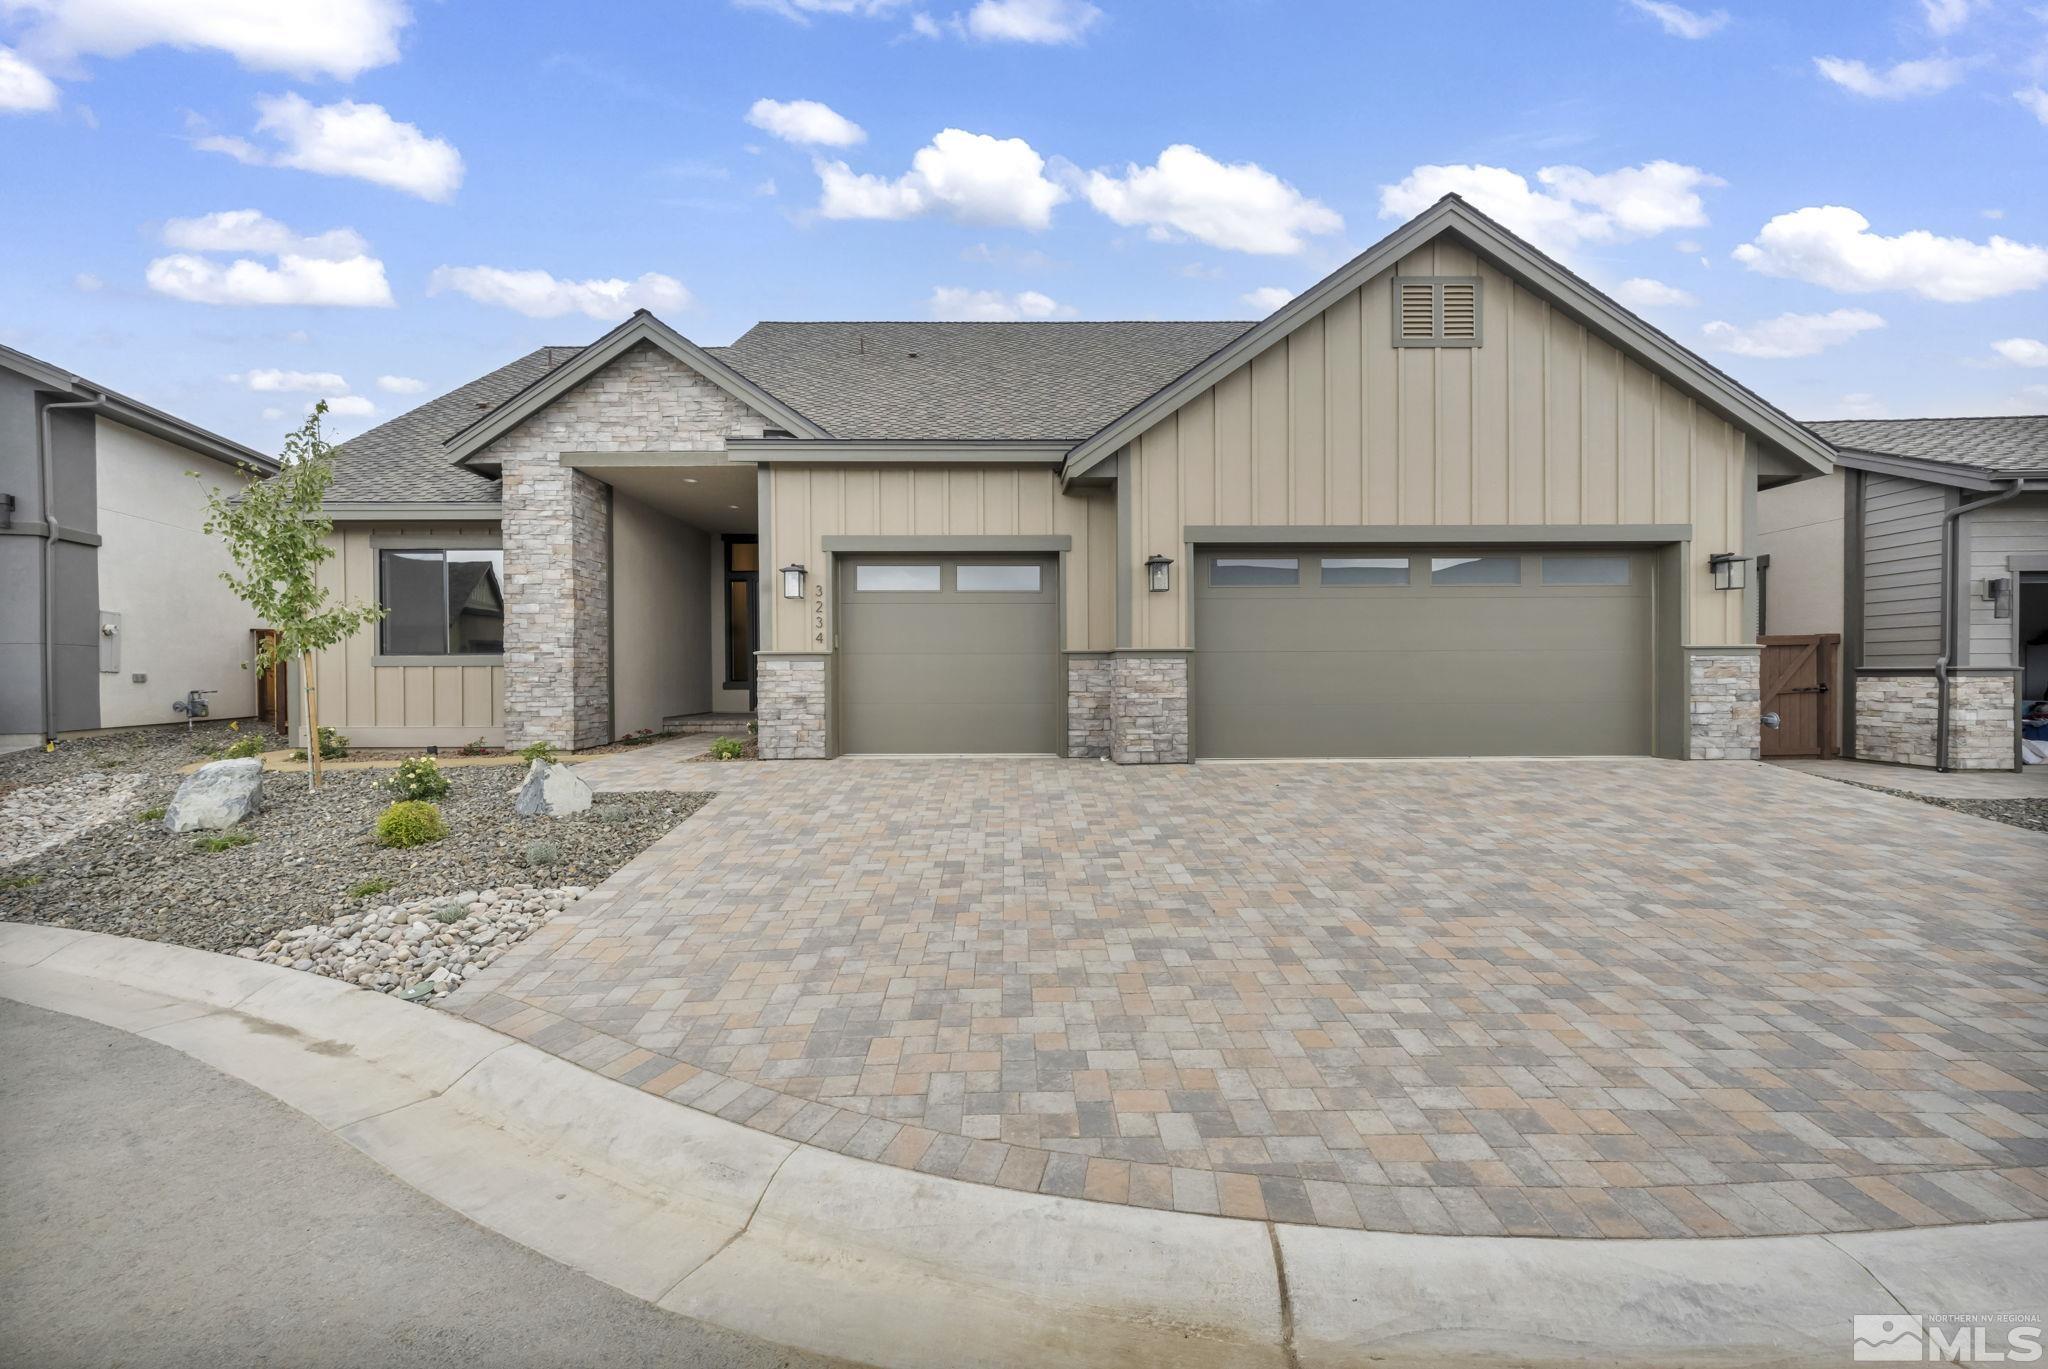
[1,345,278,752]
[313,195,1836,762]
[1758,416,2046,771]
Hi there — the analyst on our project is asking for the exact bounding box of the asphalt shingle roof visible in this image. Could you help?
[327,346,582,503]
[1807,415,2048,477]
[714,321,1254,441]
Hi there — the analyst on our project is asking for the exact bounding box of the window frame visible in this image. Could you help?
[1208,555,1303,587]
[372,544,507,665]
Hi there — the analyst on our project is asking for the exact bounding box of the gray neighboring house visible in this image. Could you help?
[1757,415,2047,771]
[1,345,278,752]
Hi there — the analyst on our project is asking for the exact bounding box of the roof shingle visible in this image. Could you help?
[1807,415,2048,477]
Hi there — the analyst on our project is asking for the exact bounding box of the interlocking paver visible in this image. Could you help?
[446,752,2048,1237]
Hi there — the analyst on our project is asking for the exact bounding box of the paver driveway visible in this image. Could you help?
[448,753,2048,1239]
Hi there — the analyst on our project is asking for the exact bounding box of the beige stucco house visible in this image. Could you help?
[312,196,1837,762]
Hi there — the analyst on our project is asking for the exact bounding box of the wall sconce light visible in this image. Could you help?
[1145,554,1173,593]
[780,563,807,600]
[1987,576,2013,620]
[1708,553,1749,592]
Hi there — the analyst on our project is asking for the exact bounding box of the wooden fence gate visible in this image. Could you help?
[1759,633,1838,759]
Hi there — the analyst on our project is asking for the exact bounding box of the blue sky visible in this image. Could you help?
[3,0,2046,452]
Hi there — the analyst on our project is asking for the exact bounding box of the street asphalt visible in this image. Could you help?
[0,998,846,1369]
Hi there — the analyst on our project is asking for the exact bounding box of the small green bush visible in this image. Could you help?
[747,720,759,736]
[710,737,745,761]
[138,805,166,822]
[192,830,255,853]
[517,740,557,764]
[386,755,451,801]
[590,804,633,824]
[348,877,395,899]
[616,728,657,747]
[434,904,466,925]
[459,736,490,756]
[289,726,350,762]
[523,839,561,868]
[0,873,40,891]
[376,800,447,849]
[216,736,264,760]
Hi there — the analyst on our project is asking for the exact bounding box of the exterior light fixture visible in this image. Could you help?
[1707,553,1749,592]
[781,563,807,600]
[1987,576,2013,620]
[1145,554,1173,593]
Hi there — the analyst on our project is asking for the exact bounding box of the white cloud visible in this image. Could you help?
[72,272,102,291]
[1626,0,1727,39]
[909,11,941,36]
[2018,87,2048,124]
[1992,337,2048,366]
[927,286,1069,320]
[229,368,347,392]
[964,0,1101,43]
[1733,206,2048,302]
[1612,277,1698,308]
[746,97,864,146]
[376,374,427,393]
[260,406,285,421]
[147,210,393,307]
[1701,308,1885,359]
[816,128,1067,228]
[1241,286,1295,312]
[1814,56,1963,98]
[427,265,691,320]
[315,394,376,417]
[1833,393,1890,419]
[1084,145,1342,255]
[1378,160,1720,259]
[0,43,58,111]
[733,0,912,20]
[198,93,463,201]
[1920,0,1980,34]
[7,0,409,80]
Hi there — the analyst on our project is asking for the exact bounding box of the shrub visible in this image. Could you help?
[459,736,490,757]
[138,805,166,822]
[0,873,40,891]
[616,728,657,747]
[523,839,561,868]
[193,830,255,853]
[376,800,447,849]
[590,804,633,823]
[747,720,759,736]
[434,904,466,925]
[348,877,394,899]
[386,755,451,801]
[516,740,557,764]
[314,726,350,759]
[216,736,264,760]
[710,737,745,761]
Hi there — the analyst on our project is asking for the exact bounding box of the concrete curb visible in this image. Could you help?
[4,924,2041,1369]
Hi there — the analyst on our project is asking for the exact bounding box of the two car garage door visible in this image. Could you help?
[1193,548,1653,758]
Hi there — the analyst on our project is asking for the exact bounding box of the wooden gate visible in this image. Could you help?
[253,629,287,736]
[1759,634,1838,758]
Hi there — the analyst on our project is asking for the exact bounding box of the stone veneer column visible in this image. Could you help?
[1110,653,1189,764]
[1066,654,1112,758]
[1853,672,2015,769]
[1687,650,1760,760]
[502,462,611,752]
[757,655,828,759]
[1946,673,2017,770]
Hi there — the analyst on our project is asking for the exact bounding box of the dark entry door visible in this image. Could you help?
[724,536,759,710]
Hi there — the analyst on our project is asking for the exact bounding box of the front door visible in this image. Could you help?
[724,536,759,711]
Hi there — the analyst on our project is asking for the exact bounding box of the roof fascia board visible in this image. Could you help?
[730,438,1068,464]
[2,343,277,473]
[324,501,503,521]
[442,312,829,464]
[1062,197,1836,484]
[1828,448,2016,491]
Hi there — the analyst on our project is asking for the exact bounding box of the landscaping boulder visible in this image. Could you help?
[163,758,264,833]
[512,759,591,817]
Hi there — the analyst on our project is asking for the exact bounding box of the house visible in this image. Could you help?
[1757,415,2046,771]
[311,195,1837,762]
[0,345,278,752]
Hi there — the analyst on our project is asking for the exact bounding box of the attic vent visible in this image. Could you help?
[1392,276,1483,348]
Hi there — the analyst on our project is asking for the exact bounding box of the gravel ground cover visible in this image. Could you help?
[0,724,707,952]
[1831,779,2048,834]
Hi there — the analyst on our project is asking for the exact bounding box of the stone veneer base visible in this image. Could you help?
[1109,653,1190,765]
[1855,672,2016,771]
[757,655,829,760]
[1688,650,1760,761]
[1065,655,1112,759]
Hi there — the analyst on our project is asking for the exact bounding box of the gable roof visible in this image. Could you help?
[0,341,277,474]
[1807,416,2047,480]
[1060,195,1840,484]
[716,321,1253,441]
[442,311,829,465]
[327,347,581,503]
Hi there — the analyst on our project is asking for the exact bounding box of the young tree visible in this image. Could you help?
[200,402,383,788]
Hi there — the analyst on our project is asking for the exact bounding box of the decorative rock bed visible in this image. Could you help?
[0,771,149,866]
[237,885,587,1000]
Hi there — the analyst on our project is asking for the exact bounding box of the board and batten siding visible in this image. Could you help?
[1123,236,1754,650]
[1859,474,1951,669]
[763,465,1115,653]
[300,522,506,746]
[1964,493,2048,667]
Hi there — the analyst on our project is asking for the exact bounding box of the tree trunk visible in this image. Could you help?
[303,650,323,790]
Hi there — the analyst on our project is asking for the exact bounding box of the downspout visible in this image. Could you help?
[1935,478,2024,771]
[35,392,108,744]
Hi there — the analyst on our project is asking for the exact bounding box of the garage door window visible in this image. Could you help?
[856,564,942,592]
[956,564,1041,592]
[1541,555,1632,586]
[1321,557,1409,586]
[1211,557,1300,586]
[1431,555,1521,585]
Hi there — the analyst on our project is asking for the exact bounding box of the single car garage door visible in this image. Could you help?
[836,553,1060,755]
[1194,548,1653,758]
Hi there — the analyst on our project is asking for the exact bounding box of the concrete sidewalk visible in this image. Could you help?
[0,996,837,1369]
[3,922,2043,1369]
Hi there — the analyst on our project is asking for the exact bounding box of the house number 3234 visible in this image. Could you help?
[812,580,826,646]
